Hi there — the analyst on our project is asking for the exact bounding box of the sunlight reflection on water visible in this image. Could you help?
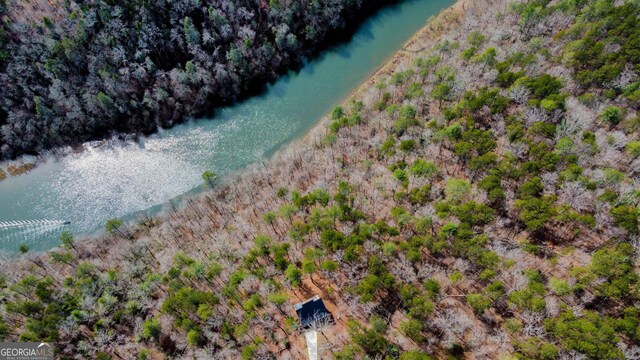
[0,0,453,253]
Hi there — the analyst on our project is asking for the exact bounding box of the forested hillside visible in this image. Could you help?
[0,0,390,159]
[1,0,640,358]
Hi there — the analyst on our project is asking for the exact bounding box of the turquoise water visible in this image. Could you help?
[0,0,453,253]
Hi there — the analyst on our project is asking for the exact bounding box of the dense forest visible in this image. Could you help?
[0,0,392,159]
[1,0,640,358]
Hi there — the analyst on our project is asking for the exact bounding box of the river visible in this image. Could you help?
[0,0,453,254]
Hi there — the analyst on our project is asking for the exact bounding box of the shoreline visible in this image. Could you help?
[281,0,476,155]
[0,0,477,252]
[0,0,471,184]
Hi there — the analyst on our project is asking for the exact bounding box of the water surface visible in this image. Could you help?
[0,0,453,253]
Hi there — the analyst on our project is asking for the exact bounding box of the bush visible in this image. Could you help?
[548,278,572,296]
[186,328,205,347]
[514,337,559,360]
[409,159,439,178]
[399,318,424,343]
[514,74,563,99]
[399,139,417,152]
[514,196,557,232]
[626,141,640,158]
[408,185,431,205]
[467,31,487,47]
[466,293,492,314]
[445,178,472,204]
[544,311,623,359]
[140,318,161,341]
[590,244,638,299]
[393,169,409,188]
[431,83,451,101]
[508,270,546,312]
[285,264,302,287]
[399,350,432,360]
[599,106,624,125]
[610,205,639,234]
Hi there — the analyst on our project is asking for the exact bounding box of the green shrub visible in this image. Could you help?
[399,318,424,343]
[514,196,557,232]
[409,159,439,178]
[445,178,471,204]
[508,270,546,312]
[431,83,451,101]
[186,328,205,347]
[590,243,638,299]
[285,264,302,287]
[140,317,161,341]
[467,31,486,47]
[399,139,416,152]
[514,337,559,360]
[626,141,640,158]
[399,350,432,360]
[600,106,624,125]
[610,205,639,234]
[502,318,522,334]
[393,169,409,188]
[466,293,492,314]
[548,278,572,296]
[545,311,623,359]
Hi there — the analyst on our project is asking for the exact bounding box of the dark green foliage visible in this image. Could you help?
[517,177,543,198]
[516,198,556,232]
[399,350,432,360]
[0,316,8,340]
[431,83,451,101]
[508,270,546,312]
[468,152,498,172]
[513,337,559,360]
[453,124,497,160]
[479,174,505,206]
[496,57,527,87]
[104,218,124,236]
[399,318,424,342]
[292,188,331,208]
[404,184,430,205]
[451,201,495,227]
[285,264,302,287]
[320,229,346,252]
[348,320,397,357]
[201,171,218,188]
[186,328,205,347]
[614,307,640,341]
[563,2,640,88]
[466,293,492,314]
[393,116,420,136]
[399,139,416,152]
[355,256,395,302]
[399,284,434,319]
[590,243,638,299]
[610,205,639,234]
[528,122,556,138]
[161,287,219,330]
[600,106,624,125]
[459,87,510,115]
[408,159,439,178]
[141,317,162,341]
[515,74,563,100]
[545,311,623,359]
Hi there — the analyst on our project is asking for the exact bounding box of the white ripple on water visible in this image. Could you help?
[0,222,67,250]
[36,141,202,233]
